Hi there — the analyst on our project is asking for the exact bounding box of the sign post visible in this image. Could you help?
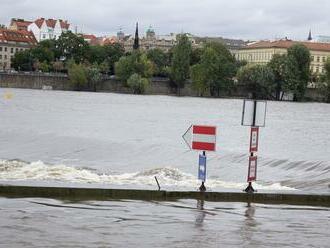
[183,125,216,191]
[241,99,266,193]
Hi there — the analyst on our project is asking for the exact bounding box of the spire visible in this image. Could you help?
[133,22,139,50]
[308,29,312,41]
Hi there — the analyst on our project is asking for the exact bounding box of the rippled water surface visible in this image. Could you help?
[1,197,329,248]
[0,88,329,192]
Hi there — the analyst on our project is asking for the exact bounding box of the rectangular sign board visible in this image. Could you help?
[192,125,217,151]
[247,156,257,182]
[249,127,259,152]
[198,154,207,182]
[241,100,267,127]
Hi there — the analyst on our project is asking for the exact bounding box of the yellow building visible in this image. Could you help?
[235,39,330,74]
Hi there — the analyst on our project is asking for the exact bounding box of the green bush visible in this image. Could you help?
[127,73,149,94]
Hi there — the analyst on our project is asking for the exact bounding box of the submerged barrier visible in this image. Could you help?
[0,185,329,207]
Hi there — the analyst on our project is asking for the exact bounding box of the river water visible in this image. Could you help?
[0,88,329,247]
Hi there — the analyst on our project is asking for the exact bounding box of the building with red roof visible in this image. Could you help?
[0,28,37,70]
[236,38,330,75]
[28,18,70,42]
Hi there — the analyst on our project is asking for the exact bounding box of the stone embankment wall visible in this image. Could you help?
[0,72,70,90]
[0,72,325,101]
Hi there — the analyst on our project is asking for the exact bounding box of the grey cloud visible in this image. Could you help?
[0,0,329,40]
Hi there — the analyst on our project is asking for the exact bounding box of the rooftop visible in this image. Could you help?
[242,39,330,52]
[0,28,37,45]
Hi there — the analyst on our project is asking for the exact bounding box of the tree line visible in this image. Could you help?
[11,31,330,102]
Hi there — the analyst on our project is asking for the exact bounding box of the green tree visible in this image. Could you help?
[115,51,154,84]
[56,31,90,63]
[146,48,169,76]
[268,54,288,100]
[170,34,192,93]
[103,43,125,74]
[190,47,203,66]
[321,57,330,102]
[85,64,102,92]
[190,42,237,96]
[237,64,275,99]
[127,73,149,94]
[11,50,33,71]
[191,63,208,96]
[287,44,311,101]
[68,61,88,90]
[52,61,64,73]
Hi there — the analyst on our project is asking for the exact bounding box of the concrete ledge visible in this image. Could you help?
[0,185,329,207]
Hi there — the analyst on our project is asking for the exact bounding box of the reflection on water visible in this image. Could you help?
[195,199,206,226]
[240,202,259,247]
[0,198,329,248]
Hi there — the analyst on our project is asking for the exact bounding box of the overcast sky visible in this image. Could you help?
[1,0,329,40]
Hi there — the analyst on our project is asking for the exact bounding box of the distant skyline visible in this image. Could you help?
[1,0,329,41]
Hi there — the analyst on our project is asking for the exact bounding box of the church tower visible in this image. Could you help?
[307,29,312,41]
[133,22,139,50]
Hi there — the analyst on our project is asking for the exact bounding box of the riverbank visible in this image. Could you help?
[0,71,325,101]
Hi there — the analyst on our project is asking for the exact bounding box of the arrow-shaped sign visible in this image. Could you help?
[182,125,193,149]
[182,125,217,151]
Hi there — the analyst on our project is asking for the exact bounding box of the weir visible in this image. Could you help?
[0,185,329,207]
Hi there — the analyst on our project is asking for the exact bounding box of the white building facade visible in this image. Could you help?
[28,18,70,42]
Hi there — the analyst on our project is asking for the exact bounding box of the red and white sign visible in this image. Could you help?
[182,125,217,151]
[247,156,257,182]
[249,127,259,153]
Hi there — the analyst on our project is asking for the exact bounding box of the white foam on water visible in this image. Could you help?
[0,160,296,191]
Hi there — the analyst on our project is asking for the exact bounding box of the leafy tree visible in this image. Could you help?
[39,61,50,72]
[237,64,275,99]
[190,42,237,96]
[146,48,169,76]
[52,61,64,72]
[320,57,330,102]
[268,54,288,100]
[191,63,208,96]
[115,51,154,84]
[68,61,88,90]
[31,46,54,64]
[103,43,125,74]
[127,73,149,94]
[190,47,203,65]
[287,44,311,101]
[55,31,90,63]
[170,34,192,92]
[85,64,102,92]
[11,50,33,71]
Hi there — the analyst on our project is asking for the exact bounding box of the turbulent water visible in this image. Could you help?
[0,88,329,193]
[1,89,329,248]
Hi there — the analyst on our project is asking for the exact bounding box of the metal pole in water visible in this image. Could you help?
[154,176,161,191]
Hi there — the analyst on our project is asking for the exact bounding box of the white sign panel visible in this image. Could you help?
[241,100,267,127]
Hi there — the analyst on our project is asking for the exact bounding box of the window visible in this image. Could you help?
[15,48,19,52]
[0,47,2,52]
[42,34,46,39]
[317,56,320,62]
[10,48,14,53]
[311,56,314,61]
[4,47,7,52]
[322,57,326,62]
[4,55,7,59]
[0,55,2,59]
[316,67,319,73]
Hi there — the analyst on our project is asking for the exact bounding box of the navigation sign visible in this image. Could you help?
[247,156,257,182]
[182,125,217,151]
[249,127,259,152]
[241,100,267,127]
[198,154,207,182]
